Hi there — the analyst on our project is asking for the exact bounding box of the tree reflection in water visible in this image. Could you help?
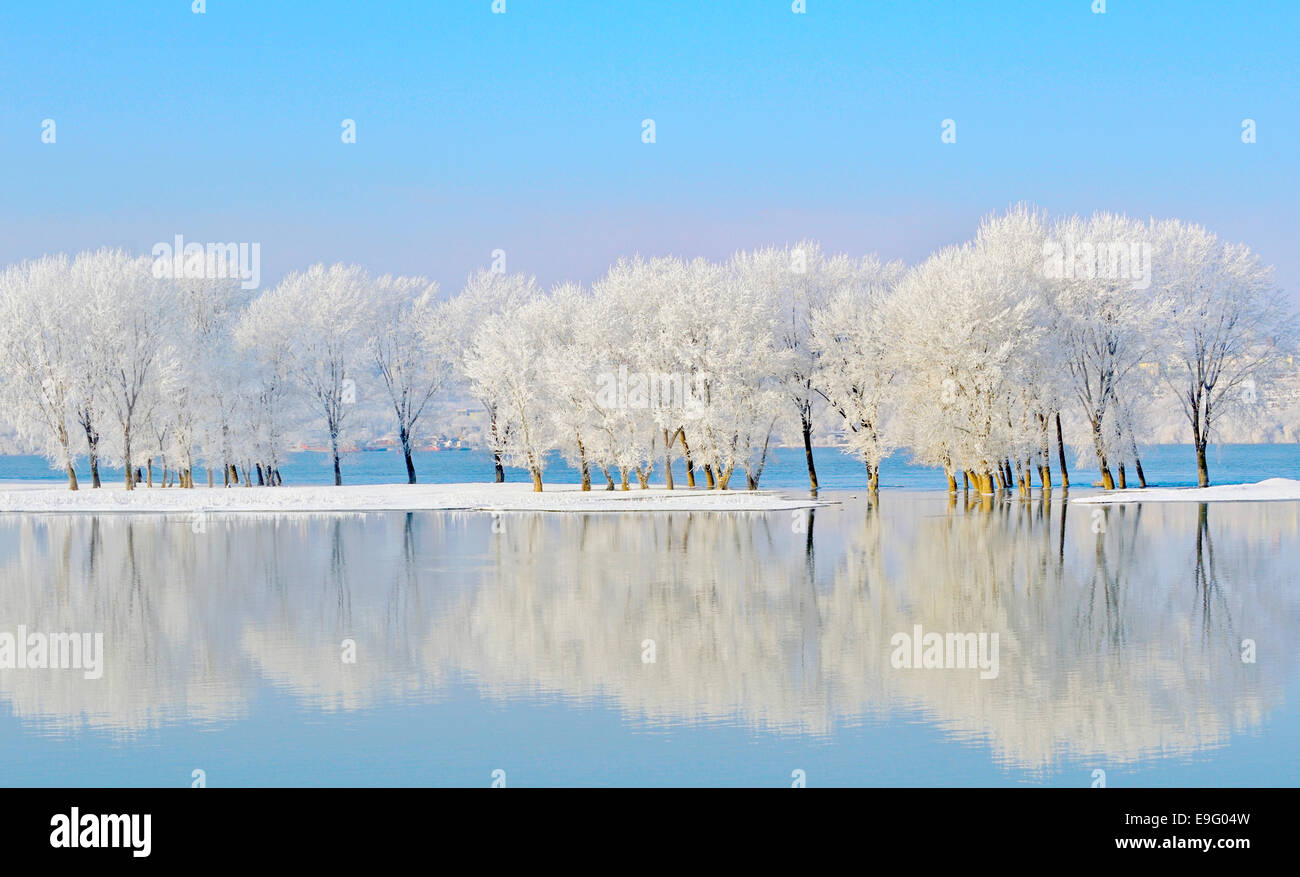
[0,494,1295,771]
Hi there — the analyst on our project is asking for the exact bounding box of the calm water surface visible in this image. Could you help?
[1,490,1297,787]
[3,442,1298,490]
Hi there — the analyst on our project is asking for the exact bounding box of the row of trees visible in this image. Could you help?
[460,206,1289,493]
[0,256,450,490]
[0,205,1289,493]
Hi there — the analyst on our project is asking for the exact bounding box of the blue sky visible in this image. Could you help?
[1,0,1295,298]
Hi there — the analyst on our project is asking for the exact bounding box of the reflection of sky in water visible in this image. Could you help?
[0,494,1297,787]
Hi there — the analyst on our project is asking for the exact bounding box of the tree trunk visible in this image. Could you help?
[147,458,153,488]
[123,430,134,490]
[577,435,591,491]
[1135,456,1147,488]
[600,464,615,491]
[1038,416,1052,493]
[867,462,879,493]
[531,467,543,492]
[256,463,265,486]
[1117,463,1127,490]
[488,406,505,483]
[679,431,696,488]
[207,467,214,488]
[1089,417,1114,489]
[703,464,715,490]
[401,426,417,484]
[750,422,776,489]
[83,422,102,488]
[945,469,957,493]
[717,464,733,490]
[55,423,78,491]
[330,433,342,486]
[635,466,650,489]
[620,468,630,490]
[662,429,674,490]
[1055,412,1069,489]
[1197,441,1210,487]
[801,416,818,493]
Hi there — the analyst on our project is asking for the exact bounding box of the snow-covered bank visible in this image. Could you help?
[0,481,826,514]
[1071,478,1300,504]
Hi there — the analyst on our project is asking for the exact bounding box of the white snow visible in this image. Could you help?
[0,481,827,514]
[1071,478,1300,504]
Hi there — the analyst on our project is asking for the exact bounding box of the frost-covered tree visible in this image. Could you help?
[974,205,1058,493]
[0,255,83,488]
[1049,212,1161,490]
[438,269,538,482]
[588,256,692,490]
[368,275,448,483]
[538,282,603,490]
[168,275,249,487]
[234,297,294,487]
[742,242,837,492]
[246,263,370,485]
[462,293,556,491]
[1151,219,1292,486]
[82,249,178,490]
[632,258,693,489]
[890,226,1047,494]
[64,254,112,487]
[690,255,786,490]
[809,254,905,492]
[890,246,985,490]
